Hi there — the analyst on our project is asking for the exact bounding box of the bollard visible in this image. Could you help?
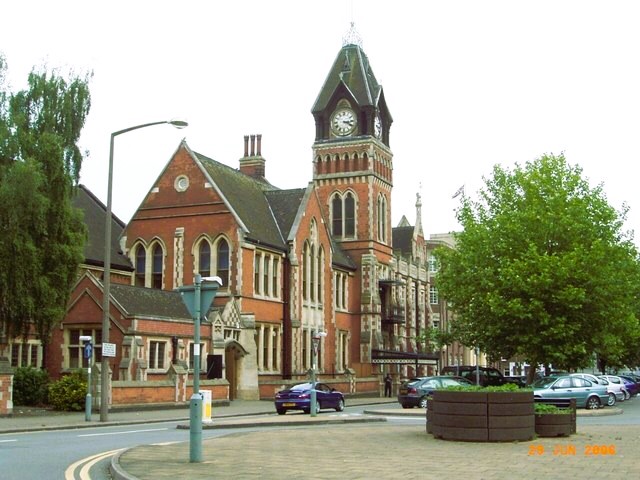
[189,392,203,462]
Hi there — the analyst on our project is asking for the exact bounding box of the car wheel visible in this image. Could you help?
[335,398,345,412]
[276,408,286,415]
[586,395,601,409]
[419,396,428,409]
[607,392,616,407]
[314,402,321,414]
[623,389,630,401]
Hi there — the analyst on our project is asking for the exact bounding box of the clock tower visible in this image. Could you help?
[311,26,394,364]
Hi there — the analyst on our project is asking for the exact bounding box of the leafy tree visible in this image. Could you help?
[437,153,640,382]
[416,326,457,352]
[0,54,90,363]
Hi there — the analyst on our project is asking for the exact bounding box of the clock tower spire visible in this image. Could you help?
[311,28,395,364]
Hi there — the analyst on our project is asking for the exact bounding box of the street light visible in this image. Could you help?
[310,330,327,417]
[100,119,188,423]
[178,274,222,463]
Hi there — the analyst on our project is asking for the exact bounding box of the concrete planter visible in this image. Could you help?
[429,390,534,442]
[534,413,573,437]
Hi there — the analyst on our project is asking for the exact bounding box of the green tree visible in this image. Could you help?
[0,54,90,362]
[437,153,640,382]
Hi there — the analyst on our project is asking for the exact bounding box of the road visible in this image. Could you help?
[1,398,637,479]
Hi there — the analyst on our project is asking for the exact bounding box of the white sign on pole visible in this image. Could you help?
[102,342,117,357]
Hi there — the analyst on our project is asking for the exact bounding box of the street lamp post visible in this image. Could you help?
[310,330,326,417]
[178,274,222,463]
[100,119,187,423]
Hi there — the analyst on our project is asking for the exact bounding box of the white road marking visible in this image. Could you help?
[0,439,17,443]
[77,427,168,437]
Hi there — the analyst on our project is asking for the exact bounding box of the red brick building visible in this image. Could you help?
[40,36,438,404]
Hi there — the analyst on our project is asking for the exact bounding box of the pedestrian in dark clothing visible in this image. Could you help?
[384,373,393,397]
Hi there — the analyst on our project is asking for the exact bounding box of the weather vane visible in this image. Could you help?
[342,21,363,48]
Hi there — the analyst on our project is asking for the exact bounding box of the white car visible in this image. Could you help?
[599,375,630,401]
[570,373,621,405]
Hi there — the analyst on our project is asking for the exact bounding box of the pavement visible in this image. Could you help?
[2,398,638,479]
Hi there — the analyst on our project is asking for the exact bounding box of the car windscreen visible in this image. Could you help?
[531,377,557,388]
[291,383,312,390]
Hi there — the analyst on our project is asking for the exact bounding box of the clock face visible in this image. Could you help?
[331,108,357,136]
[374,115,382,138]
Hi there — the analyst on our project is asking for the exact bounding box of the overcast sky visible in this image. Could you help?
[3,1,639,242]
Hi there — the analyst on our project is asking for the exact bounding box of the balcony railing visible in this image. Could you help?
[382,305,405,324]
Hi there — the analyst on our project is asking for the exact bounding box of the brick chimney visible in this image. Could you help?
[239,134,266,179]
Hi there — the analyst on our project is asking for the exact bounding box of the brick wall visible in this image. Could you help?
[111,379,229,405]
[0,358,13,415]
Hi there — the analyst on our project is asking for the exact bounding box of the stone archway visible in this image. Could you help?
[225,339,248,400]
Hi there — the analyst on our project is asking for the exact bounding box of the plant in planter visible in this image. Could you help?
[429,384,535,442]
[534,403,574,437]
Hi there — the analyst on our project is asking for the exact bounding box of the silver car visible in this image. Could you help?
[599,375,630,401]
[570,373,621,406]
[532,375,609,409]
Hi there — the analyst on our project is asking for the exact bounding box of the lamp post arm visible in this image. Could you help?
[112,120,172,138]
[100,118,187,423]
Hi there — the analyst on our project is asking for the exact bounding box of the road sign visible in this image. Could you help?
[102,342,116,357]
[83,343,93,359]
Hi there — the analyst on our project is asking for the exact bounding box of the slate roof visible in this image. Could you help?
[73,185,133,271]
[264,188,307,239]
[392,226,414,257]
[195,151,286,250]
[110,283,190,320]
[312,43,382,113]
[193,148,355,270]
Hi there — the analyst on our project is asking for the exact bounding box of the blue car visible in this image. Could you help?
[275,382,345,415]
[532,375,609,409]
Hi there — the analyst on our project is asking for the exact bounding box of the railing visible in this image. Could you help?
[382,305,405,324]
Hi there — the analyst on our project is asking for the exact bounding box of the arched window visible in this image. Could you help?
[199,241,211,277]
[345,192,355,237]
[152,244,163,289]
[217,239,229,288]
[317,247,324,303]
[135,245,146,287]
[331,195,342,236]
[331,192,356,239]
[302,243,309,301]
[310,245,316,302]
[377,194,387,243]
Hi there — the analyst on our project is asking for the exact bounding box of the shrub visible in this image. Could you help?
[535,403,570,414]
[13,366,50,406]
[48,370,87,411]
[444,383,529,393]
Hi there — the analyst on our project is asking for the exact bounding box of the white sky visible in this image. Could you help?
[3,1,640,242]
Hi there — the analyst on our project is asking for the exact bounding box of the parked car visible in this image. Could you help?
[274,382,345,415]
[398,375,473,408]
[570,373,620,405]
[440,366,523,387]
[532,375,609,409]
[617,375,640,397]
[599,375,631,400]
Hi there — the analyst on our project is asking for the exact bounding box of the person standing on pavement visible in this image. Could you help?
[384,373,393,397]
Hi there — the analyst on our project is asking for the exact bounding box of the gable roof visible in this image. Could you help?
[392,225,414,257]
[265,188,307,239]
[193,150,286,250]
[312,44,383,113]
[73,184,133,271]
